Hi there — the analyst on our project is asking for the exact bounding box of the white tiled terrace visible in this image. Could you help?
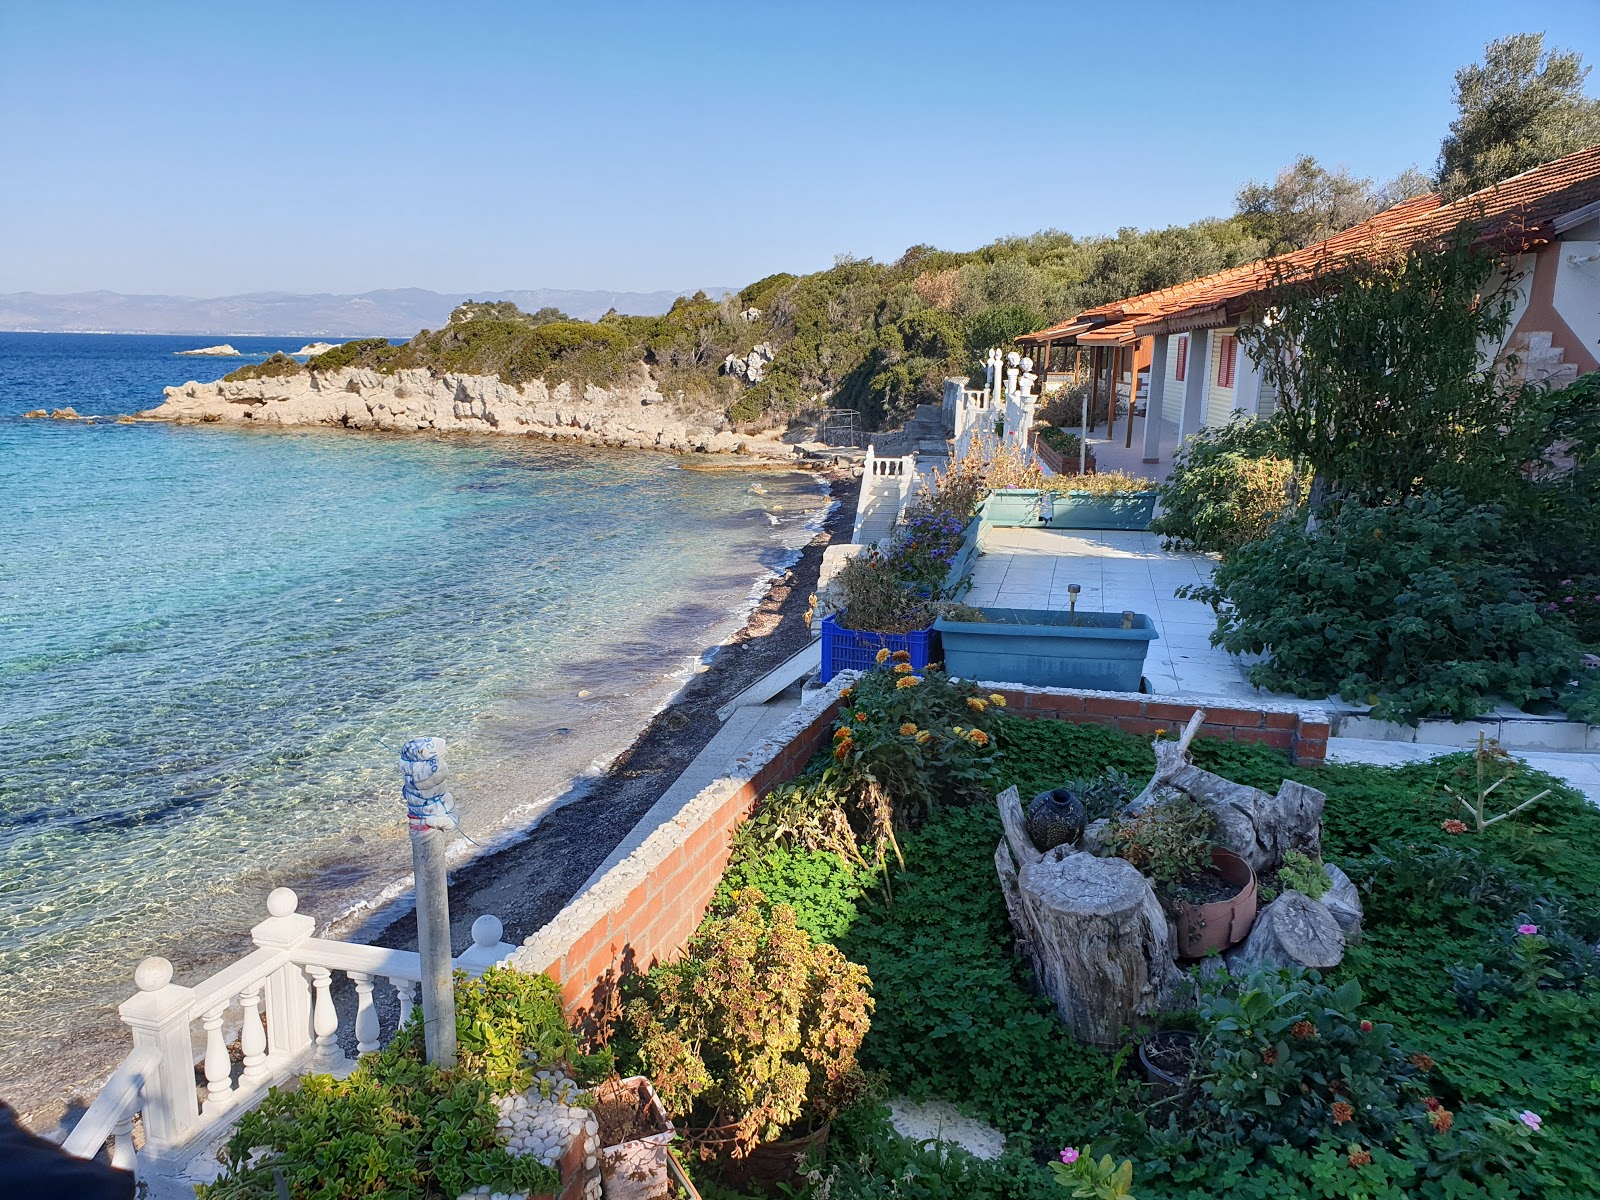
[964,525,1259,699]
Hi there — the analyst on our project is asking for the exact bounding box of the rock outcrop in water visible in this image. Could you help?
[143,366,781,455]
[175,344,241,356]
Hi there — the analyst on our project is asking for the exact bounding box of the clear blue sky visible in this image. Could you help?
[1,0,1596,297]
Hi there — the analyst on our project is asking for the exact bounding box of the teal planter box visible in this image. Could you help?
[983,489,1050,527]
[941,516,982,594]
[1045,491,1157,531]
[934,608,1159,693]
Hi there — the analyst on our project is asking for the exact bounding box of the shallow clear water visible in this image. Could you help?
[0,334,826,1113]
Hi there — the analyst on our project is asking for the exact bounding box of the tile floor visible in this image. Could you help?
[964,525,1261,699]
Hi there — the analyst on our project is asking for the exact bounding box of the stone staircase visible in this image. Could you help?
[853,471,900,546]
[1506,331,1580,388]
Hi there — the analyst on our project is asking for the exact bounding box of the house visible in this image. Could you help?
[1019,143,1600,464]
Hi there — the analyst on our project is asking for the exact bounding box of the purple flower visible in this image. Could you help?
[1059,1147,1080,1164]
[1519,1110,1542,1131]
[1517,923,1539,936]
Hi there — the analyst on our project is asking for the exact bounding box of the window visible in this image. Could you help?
[1216,334,1238,388]
[1174,335,1188,382]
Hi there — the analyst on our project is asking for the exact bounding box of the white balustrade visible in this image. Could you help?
[62,885,516,1179]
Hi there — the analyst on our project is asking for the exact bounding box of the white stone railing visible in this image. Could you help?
[62,887,514,1180]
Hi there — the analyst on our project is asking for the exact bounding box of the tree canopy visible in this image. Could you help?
[1438,33,1600,196]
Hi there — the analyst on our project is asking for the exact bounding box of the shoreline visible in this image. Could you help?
[359,468,857,958]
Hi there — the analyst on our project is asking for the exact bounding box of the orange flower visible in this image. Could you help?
[894,663,914,675]
[966,697,987,712]
[1332,1101,1354,1125]
[1347,1146,1372,1168]
[914,731,932,745]
[1290,1020,1317,1040]
[834,727,852,742]
[855,711,868,722]
[833,742,849,761]
[896,676,921,689]
[967,729,990,747]
[1261,1048,1278,1065]
[1428,1107,1454,1133]
[1409,1053,1436,1073]
[988,693,1006,707]
[1441,819,1468,834]
[898,723,919,737]
[891,649,912,663]
[1423,1097,1443,1113]
[839,687,854,702]
[875,648,891,664]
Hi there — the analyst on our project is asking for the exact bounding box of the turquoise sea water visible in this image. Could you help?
[0,333,827,1113]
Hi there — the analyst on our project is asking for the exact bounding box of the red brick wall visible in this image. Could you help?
[993,688,1329,766]
[546,689,1326,1024]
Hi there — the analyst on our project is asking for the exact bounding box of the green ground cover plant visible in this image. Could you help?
[198,967,601,1200]
[702,712,1600,1199]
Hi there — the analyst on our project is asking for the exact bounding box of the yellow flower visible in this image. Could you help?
[988,693,1006,707]
[875,648,892,664]
[914,731,932,745]
[966,697,987,712]
[898,723,919,736]
[952,725,964,735]
[893,663,914,675]
[896,676,922,689]
[967,729,990,747]
[839,687,854,702]
[891,649,912,663]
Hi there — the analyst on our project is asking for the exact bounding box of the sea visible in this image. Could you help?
[0,332,830,1119]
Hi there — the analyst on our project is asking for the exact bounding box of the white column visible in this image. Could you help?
[251,888,314,1063]
[201,1004,235,1113]
[1142,335,1169,463]
[238,984,268,1082]
[118,957,198,1153]
[1177,328,1211,446]
[349,972,381,1056]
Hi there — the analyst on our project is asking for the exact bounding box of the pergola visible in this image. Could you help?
[1016,318,1151,451]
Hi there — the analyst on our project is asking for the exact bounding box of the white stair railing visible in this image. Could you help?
[62,888,514,1177]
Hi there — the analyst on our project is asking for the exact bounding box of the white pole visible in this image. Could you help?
[1079,385,1088,476]
[401,737,458,1068]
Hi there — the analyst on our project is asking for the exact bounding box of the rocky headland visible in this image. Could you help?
[143,365,788,455]
[175,343,240,356]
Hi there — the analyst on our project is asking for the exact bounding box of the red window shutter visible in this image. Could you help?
[1175,336,1187,382]
[1217,335,1237,388]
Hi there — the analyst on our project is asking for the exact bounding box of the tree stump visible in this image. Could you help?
[1225,890,1345,973]
[1322,863,1364,940]
[995,789,1181,1045]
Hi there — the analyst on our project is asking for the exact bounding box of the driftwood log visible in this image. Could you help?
[1226,890,1345,972]
[995,786,1181,1045]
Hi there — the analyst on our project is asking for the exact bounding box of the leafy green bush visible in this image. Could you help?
[626,890,873,1160]
[223,351,308,381]
[198,966,585,1200]
[1150,415,1300,554]
[1183,491,1581,721]
[714,845,869,943]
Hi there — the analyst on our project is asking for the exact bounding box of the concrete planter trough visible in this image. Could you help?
[982,488,1157,531]
[934,607,1159,693]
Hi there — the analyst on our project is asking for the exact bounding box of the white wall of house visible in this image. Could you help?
[1204,330,1237,427]
[1162,333,1188,424]
[1554,242,1600,358]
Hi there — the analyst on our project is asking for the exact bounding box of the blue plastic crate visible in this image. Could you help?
[820,615,940,683]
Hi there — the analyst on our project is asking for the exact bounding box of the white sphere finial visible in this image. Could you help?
[1006,350,1021,367]
[135,957,173,991]
[267,887,299,917]
[471,914,503,948]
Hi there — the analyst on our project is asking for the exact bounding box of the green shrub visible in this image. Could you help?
[198,966,583,1200]
[1150,415,1301,554]
[627,890,873,1160]
[223,351,306,382]
[1183,491,1581,721]
[714,846,869,943]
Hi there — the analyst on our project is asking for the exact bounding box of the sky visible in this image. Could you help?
[1,0,1597,297]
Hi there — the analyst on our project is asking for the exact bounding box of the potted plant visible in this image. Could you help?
[625,890,873,1191]
[1039,471,1160,531]
[1102,795,1257,958]
[935,604,1159,693]
[594,1075,674,1200]
[1137,1029,1198,1097]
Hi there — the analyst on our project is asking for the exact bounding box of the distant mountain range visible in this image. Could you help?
[0,287,737,336]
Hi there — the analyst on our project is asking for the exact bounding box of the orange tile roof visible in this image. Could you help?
[1019,143,1600,344]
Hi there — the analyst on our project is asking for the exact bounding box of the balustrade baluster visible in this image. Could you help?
[110,1112,137,1173]
[239,984,267,1082]
[201,1004,235,1112]
[349,972,381,1055]
[390,976,417,1029]
[304,965,342,1068]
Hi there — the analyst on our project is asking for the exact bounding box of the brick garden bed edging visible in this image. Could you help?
[510,677,1331,1026]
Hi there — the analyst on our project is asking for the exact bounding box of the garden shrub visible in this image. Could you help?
[1150,414,1300,554]
[626,890,873,1160]
[224,351,310,381]
[1183,491,1582,721]
[714,844,869,943]
[198,966,584,1200]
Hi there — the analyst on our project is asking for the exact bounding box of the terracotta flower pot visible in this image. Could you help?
[1172,846,1257,958]
[710,1122,830,1193]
